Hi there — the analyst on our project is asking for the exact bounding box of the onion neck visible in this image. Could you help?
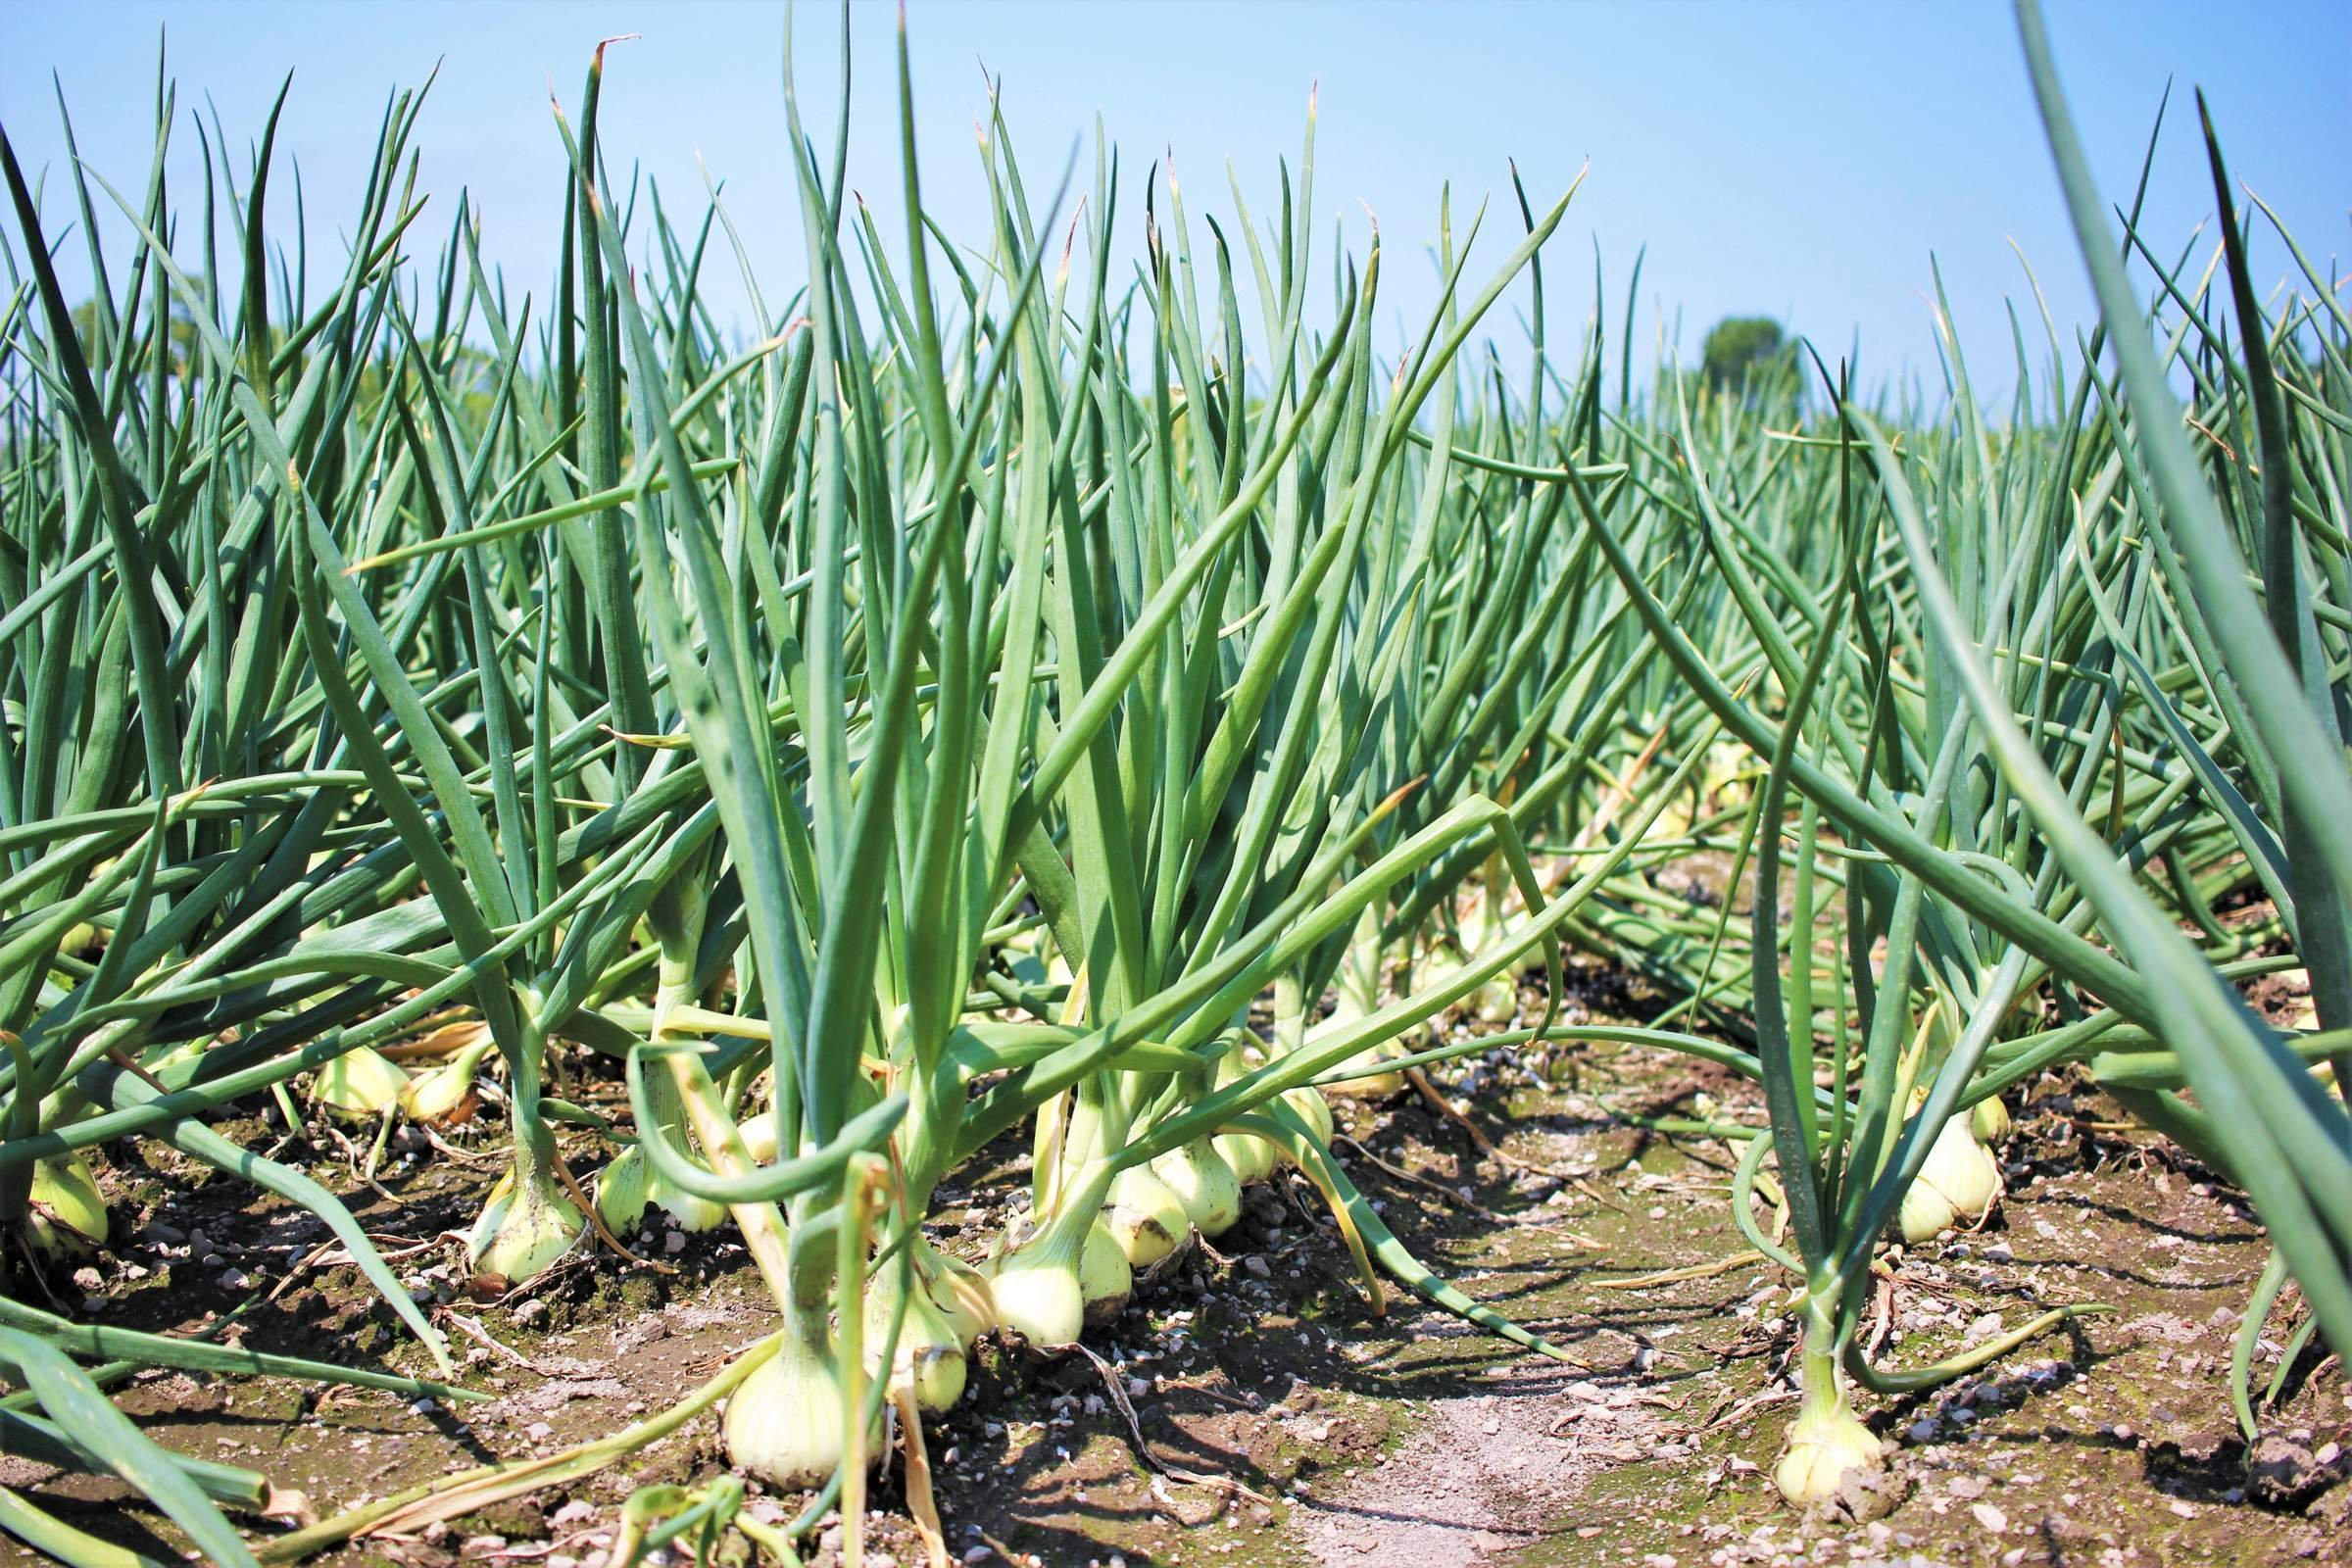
[503,1002,559,1197]
[651,961,799,1318]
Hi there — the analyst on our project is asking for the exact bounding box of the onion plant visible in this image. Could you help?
[1548,6,2351,1498]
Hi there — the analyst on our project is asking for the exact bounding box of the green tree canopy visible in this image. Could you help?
[1698,315,1792,393]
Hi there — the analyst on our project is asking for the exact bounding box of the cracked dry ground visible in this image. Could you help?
[17,978,2350,1568]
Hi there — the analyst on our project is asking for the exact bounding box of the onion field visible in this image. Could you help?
[0,3,2346,1564]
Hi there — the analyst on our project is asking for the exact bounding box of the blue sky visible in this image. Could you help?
[2,1,2344,408]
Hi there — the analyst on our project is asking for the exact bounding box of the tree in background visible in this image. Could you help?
[1699,316,1793,394]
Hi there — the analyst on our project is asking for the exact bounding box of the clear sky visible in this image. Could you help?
[2,0,2344,408]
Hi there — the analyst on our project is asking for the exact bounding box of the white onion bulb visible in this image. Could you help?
[467,1165,584,1283]
[1079,1214,1133,1324]
[312,1046,412,1122]
[723,1341,878,1490]
[1153,1139,1241,1238]
[1898,1111,2003,1244]
[1774,1400,1883,1505]
[866,1280,968,1414]
[1104,1164,1190,1267]
[990,1233,1086,1348]
[25,1153,108,1256]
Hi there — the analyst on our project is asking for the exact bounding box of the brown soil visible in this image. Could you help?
[8,958,2346,1568]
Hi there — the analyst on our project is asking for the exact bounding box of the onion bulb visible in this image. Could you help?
[1213,1127,1278,1186]
[1104,1164,1190,1267]
[736,1108,782,1163]
[312,1045,411,1122]
[1969,1094,2011,1145]
[723,1339,879,1491]
[400,1037,493,1125]
[1079,1213,1133,1324]
[1317,1036,1406,1102]
[924,1248,997,1348]
[1430,944,1516,1027]
[990,1229,1086,1348]
[1774,1399,1883,1505]
[1208,1049,1279,1184]
[1152,1138,1241,1238]
[1284,1084,1335,1148]
[594,1145,726,1236]
[1317,927,1409,1100]
[1439,891,1520,1020]
[467,1164,584,1283]
[24,1153,108,1256]
[1470,971,1518,1026]
[1224,1083,1336,1179]
[865,1278,968,1413]
[1898,1109,2003,1244]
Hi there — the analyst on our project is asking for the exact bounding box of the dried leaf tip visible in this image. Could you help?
[1374,776,1427,820]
